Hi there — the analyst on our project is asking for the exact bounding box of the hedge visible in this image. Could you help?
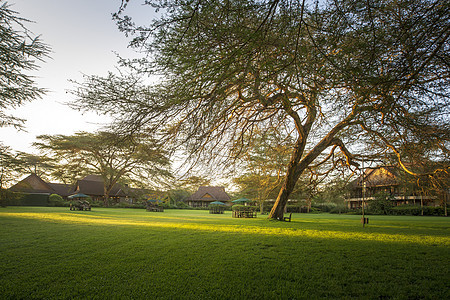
[389,205,446,216]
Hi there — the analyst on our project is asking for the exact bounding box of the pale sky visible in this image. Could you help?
[0,0,153,153]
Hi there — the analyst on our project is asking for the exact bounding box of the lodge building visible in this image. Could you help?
[185,186,231,207]
[345,166,444,209]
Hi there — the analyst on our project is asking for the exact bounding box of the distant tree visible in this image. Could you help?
[73,0,448,219]
[176,176,211,194]
[233,130,292,212]
[0,1,50,129]
[15,152,54,179]
[370,192,394,215]
[167,189,190,205]
[0,143,21,207]
[0,143,20,189]
[164,176,211,205]
[35,131,173,206]
[233,174,281,212]
[314,177,351,206]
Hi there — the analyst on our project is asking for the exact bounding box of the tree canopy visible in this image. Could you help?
[73,0,449,218]
[0,143,20,189]
[35,131,172,205]
[0,1,50,129]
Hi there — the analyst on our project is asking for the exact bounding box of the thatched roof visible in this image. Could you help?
[9,173,128,198]
[186,186,231,202]
[75,176,127,197]
[9,173,54,194]
[349,166,400,189]
[81,175,103,182]
[47,183,74,197]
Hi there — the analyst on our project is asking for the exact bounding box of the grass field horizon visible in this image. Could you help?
[1,207,449,299]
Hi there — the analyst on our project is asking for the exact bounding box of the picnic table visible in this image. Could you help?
[232,210,257,218]
[69,200,91,211]
[209,206,225,214]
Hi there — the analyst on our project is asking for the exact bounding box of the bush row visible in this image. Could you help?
[329,205,447,216]
[388,205,446,216]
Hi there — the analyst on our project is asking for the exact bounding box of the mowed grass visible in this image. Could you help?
[0,207,449,299]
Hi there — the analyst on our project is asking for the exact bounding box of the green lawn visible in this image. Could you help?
[0,207,449,299]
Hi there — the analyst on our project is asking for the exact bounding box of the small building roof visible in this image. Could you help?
[9,173,129,198]
[349,166,400,189]
[186,186,231,202]
[75,176,127,197]
[47,183,74,197]
[9,173,54,194]
[81,175,103,182]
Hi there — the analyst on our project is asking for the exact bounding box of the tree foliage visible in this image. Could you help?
[74,0,449,218]
[0,143,54,191]
[0,1,50,129]
[34,131,172,206]
[175,176,211,194]
[233,130,292,211]
[0,143,20,189]
[0,143,24,207]
[14,152,54,179]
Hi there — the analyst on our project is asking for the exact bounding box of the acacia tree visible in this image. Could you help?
[74,0,449,219]
[35,131,172,206]
[14,152,54,178]
[0,145,54,188]
[0,2,50,129]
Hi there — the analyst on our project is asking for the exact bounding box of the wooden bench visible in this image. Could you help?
[283,213,292,222]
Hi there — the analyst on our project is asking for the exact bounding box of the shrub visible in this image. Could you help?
[7,193,47,206]
[312,203,337,212]
[232,205,257,211]
[389,205,421,216]
[286,205,305,213]
[369,192,394,215]
[161,202,177,209]
[329,205,351,214]
[48,194,69,207]
[176,201,189,209]
[0,189,17,207]
[112,202,146,209]
[423,206,445,216]
[388,205,446,216]
[90,200,104,207]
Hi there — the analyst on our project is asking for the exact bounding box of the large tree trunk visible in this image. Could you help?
[269,186,291,219]
[268,98,356,220]
[267,133,354,219]
[268,142,305,219]
[103,185,110,207]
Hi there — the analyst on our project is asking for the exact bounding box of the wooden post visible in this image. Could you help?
[445,190,448,217]
[361,158,368,227]
[421,194,424,216]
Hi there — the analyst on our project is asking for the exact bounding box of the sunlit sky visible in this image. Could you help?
[0,0,153,153]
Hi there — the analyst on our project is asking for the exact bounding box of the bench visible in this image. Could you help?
[283,213,292,222]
